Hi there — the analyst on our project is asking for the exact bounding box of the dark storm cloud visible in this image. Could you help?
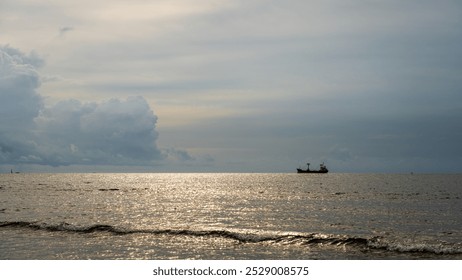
[1,45,163,167]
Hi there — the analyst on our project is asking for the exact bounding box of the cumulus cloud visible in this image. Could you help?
[35,96,163,166]
[163,148,195,161]
[0,46,44,163]
[1,45,163,167]
[0,45,43,127]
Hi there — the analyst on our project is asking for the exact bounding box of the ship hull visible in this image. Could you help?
[297,169,328,174]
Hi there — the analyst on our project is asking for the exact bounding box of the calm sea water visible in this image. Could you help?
[0,173,461,259]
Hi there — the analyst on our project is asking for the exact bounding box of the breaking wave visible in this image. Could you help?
[1,221,461,256]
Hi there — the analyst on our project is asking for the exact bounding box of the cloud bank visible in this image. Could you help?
[2,0,462,172]
[1,45,163,167]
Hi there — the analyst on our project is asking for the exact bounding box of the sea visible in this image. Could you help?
[0,173,461,260]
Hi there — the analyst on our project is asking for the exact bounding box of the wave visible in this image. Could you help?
[1,221,461,256]
[368,240,462,255]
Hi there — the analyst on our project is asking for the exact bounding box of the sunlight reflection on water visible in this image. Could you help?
[1,173,461,259]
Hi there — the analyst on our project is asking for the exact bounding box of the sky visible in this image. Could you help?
[1,0,462,173]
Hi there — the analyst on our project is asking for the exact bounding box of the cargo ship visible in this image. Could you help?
[297,163,328,173]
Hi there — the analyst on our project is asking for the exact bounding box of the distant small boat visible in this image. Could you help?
[297,163,328,174]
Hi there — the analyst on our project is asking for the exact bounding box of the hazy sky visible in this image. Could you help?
[1,0,462,173]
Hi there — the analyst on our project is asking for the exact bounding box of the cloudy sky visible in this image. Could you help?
[1,0,461,173]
